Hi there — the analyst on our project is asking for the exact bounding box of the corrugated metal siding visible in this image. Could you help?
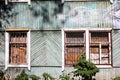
[0,1,120,80]
[95,68,120,80]
[63,1,112,28]
[27,67,62,78]
[6,1,63,30]
[4,1,113,30]
[31,31,62,66]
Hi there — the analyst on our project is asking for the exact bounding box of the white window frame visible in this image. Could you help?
[5,28,30,70]
[62,0,113,3]
[62,28,112,70]
[5,0,31,5]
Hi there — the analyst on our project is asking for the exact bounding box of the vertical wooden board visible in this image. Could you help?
[112,30,120,67]
[0,33,5,65]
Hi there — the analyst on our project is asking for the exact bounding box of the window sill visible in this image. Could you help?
[96,65,112,68]
[7,64,28,67]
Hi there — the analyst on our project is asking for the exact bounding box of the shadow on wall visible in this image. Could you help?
[0,2,17,29]
[28,1,64,24]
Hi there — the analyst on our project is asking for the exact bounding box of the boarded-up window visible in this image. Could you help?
[64,31,85,66]
[89,31,112,65]
[9,32,27,64]
[5,28,30,70]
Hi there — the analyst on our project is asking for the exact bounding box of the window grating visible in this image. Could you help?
[9,32,27,65]
[65,31,85,66]
[90,31,111,65]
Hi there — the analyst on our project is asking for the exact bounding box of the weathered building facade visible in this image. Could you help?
[0,0,120,80]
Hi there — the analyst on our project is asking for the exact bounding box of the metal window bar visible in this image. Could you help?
[65,31,85,66]
[9,32,27,65]
[90,31,111,65]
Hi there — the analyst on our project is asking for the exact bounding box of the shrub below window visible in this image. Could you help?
[112,76,120,80]
[73,54,99,80]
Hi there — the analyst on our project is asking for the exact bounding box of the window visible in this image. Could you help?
[63,28,112,67]
[89,30,112,65]
[5,28,30,70]
[64,30,85,66]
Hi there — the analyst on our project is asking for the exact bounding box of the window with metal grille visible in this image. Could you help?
[64,31,85,66]
[9,32,27,64]
[89,31,112,65]
[5,28,30,70]
[63,29,112,68]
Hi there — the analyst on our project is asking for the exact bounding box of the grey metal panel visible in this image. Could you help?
[31,31,62,66]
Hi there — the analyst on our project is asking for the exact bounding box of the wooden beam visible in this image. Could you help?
[5,28,29,31]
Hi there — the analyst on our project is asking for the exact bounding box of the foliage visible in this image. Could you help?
[59,73,70,80]
[42,73,55,80]
[0,2,15,29]
[29,74,40,80]
[73,54,99,80]
[112,76,120,80]
[15,70,29,80]
[0,70,4,80]
[15,70,41,80]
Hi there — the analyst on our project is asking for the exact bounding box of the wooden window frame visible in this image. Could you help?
[62,29,87,69]
[89,30,112,67]
[62,28,112,69]
[64,30,86,66]
[5,28,30,70]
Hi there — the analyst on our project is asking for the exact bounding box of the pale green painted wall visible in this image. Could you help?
[0,1,120,80]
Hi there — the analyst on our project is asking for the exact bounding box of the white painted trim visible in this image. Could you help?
[110,0,114,3]
[63,28,112,31]
[62,0,64,3]
[7,65,28,67]
[108,32,111,64]
[63,28,87,31]
[62,29,64,71]
[28,0,31,5]
[5,0,31,5]
[86,29,89,60]
[5,32,9,70]
[27,30,31,70]
[5,0,8,5]
[96,65,112,68]
[88,28,112,31]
